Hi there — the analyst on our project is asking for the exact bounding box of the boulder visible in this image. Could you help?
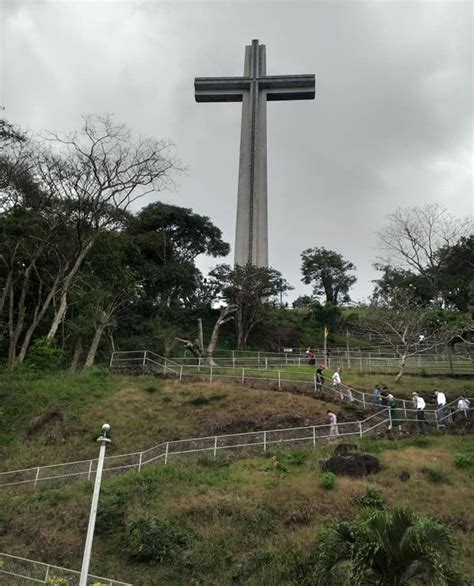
[321,452,381,478]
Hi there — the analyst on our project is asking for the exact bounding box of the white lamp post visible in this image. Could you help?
[79,423,111,586]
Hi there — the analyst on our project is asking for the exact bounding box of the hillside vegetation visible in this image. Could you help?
[1,370,473,585]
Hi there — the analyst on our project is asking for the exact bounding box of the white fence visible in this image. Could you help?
[109,350,468,417]
[170,346,474,374]
[1,402,470,493]
[0,552,131,585]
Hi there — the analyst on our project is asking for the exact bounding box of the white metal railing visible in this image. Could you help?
[0,552,131,585]
[1,397,471,492]
[110,348,474,374]
[109,350,472,417]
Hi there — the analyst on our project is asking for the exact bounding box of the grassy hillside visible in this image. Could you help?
[0,436,473,585]
[1,369,473,585]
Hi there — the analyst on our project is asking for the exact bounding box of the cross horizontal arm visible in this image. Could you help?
[262,74,315,101]
[195,77,250,102]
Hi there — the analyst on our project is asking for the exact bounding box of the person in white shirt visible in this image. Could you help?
[327,410,339,437]
[434,390,448,424]
[331,368,344,401]
[457,397,471,420]
[412,392,428,430]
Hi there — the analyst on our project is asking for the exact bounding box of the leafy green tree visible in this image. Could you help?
[301,247,356,305]
[312,508,464,585]
[209,263,291,349]
[128,201,229,319]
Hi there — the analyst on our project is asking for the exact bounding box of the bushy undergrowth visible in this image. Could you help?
[126,514,192,562]
[421,466,450,484]
[360,485,385,509]
[320,472,336,490]
[454,452,474,470]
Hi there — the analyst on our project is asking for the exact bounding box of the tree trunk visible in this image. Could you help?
[69,338,83,373]
[197,318,204,352]
[447,344,454,375]
[395,355,407,381]
[47,238,96,339]
[16,277,60,363]
[206,306,237,365]
[84,322,106,368]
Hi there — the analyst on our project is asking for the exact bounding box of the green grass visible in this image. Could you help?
[0,436,473,585]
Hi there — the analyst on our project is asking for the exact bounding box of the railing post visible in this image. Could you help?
[359,421,363,438]
[142,350,147,371]
[87,459,93,481]
[213,436,218,459]
[435,409,439,430]
[164,442,169,465]
[209,366,213,383]
[313,426,316,447]
[198,356,201,373]
[232,356,236,370]
[362,392,366,410]
[45,565,50,581]
[109,352,114,368]
[265,357,268,370]
[388,408,392,429]
[179,365,183,382]
[278,371,281,389]
[403,400,407,420]
[34,466,40,488]
[313,372,317,391]
[263,431,267,452]
[138,452,143,472]
[258,352,261,366]
[242,368,245,383]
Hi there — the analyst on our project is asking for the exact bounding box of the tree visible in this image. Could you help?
[371,264,434,306]
[362,290,461,380]
[128,202,229,318]
[176,307,238,365]
[301,247,356,305]
[209,263,291,349]
[32,114,180,340]
[378,204,471,306]
[312,508,464,586]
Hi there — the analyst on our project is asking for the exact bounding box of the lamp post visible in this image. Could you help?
[79,423,111,586]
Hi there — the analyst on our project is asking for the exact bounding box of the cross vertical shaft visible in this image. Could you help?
[194,40,315,267]
[235,40,268,266]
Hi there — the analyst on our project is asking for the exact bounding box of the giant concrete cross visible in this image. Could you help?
[195,39,315,267]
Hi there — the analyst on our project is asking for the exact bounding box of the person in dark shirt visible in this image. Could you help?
[381,387,390,408]
[316,364,325,393]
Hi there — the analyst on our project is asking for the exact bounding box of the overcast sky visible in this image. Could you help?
[1,0,472,302]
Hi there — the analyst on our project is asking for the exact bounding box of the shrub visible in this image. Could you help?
[421,467,449,484]
[187,393,227,406]
[320,472,336,490]
[27,337,63,371]
[144,384,160,393]
[45,579,68,586]
[125,515,191,561]
[454,452,474,470]
[360,486,385,510]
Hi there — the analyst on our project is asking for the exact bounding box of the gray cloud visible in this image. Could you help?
[2,0,472,302]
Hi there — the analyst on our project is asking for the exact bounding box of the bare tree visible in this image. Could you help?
[1,115,180,367]
[362,292,461,380]
[33,114,180,339]
[176,305,237,366]
[378,204,472,305]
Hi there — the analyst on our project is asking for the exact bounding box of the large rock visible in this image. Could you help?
[321,451,381,478]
